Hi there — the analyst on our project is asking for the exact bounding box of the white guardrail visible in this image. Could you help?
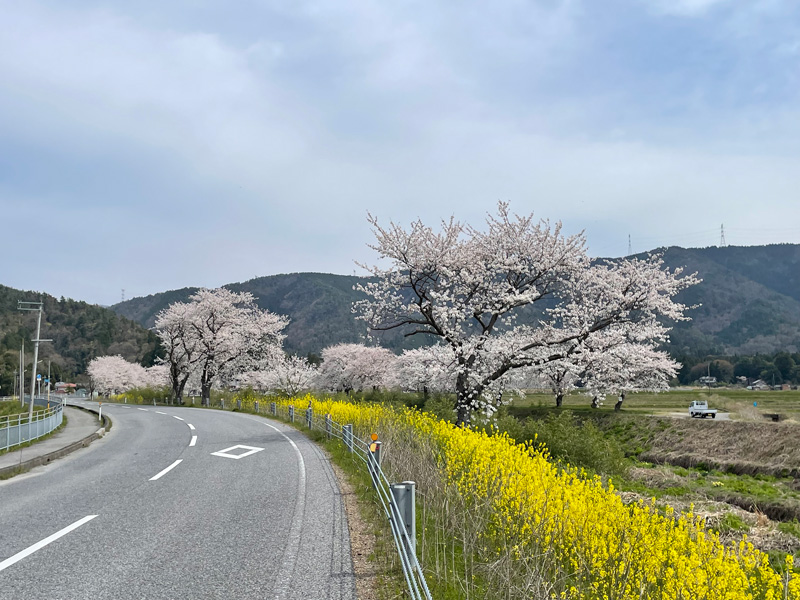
[0,399,64,452]
[264,400,433,600]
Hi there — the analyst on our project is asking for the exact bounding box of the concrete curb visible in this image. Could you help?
[0,405,112,479]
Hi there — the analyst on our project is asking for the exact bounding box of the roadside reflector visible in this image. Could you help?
[371,433,378,441]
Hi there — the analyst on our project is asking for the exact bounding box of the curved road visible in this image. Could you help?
[0,402,355,599]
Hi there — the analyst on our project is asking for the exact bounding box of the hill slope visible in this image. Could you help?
[111,244,800,357]
[0,285,160,391]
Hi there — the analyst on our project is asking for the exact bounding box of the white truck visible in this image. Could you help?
[689,400,717,419]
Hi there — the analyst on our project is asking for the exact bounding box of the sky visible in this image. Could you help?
[2,0,799,306]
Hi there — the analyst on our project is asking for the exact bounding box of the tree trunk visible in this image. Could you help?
[591,396,600,409]
[614,392,626,412]
[201,368,212,407]
[455,372,474,426]
[172,377,187,406]
[555,393,564,408]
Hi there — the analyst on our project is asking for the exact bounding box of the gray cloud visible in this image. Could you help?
[1,0,799,304]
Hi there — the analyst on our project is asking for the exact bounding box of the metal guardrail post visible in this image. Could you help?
[343,424,353,452]
[325,414,332,439]
[305,405,313,429]
[254,401,259,413]
[236,399,242,410]
[288,405,294,423]
[270,402,276,416]
[153,398,156,407]
[372,439,382,467]
[391,482,417,557]
[221,399,225,410]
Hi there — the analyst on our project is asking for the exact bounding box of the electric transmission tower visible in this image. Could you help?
[628,234,632,256]
[121,288,125,303]
[720,224,727,247]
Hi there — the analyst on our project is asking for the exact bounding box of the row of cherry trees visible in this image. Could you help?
[88,203,697,423]
[87,355,168,396]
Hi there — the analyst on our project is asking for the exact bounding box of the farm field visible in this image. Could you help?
[512,388,800,421]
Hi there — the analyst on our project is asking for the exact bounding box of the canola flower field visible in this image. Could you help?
[258,395,800,600]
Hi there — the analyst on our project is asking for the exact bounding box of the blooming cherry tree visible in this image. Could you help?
[392,346,456,395]
[88,355,148,395]
[581,341,678,410]
[318,343,396,393]
[155,301,198,404]
[238,355,317,396]
[156,288,288,406]
[355,202,698,424]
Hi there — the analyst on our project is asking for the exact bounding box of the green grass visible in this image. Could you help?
[0,400,45,419]
[778,520,800,538]
[715,513,750,534]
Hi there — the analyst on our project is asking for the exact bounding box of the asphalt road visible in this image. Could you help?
[0,401,355,600]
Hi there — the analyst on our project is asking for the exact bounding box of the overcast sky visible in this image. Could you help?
[2,0,799,306]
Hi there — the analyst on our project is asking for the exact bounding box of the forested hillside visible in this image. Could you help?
[112,244,800,358]
[0,285,160,393]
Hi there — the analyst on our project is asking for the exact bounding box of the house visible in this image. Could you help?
[749,379,771,391]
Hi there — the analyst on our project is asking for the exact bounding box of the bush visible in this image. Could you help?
[490,410,629,478]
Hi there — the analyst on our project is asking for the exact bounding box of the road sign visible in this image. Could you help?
[37,374,42,380]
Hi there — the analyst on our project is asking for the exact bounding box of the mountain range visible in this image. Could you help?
[110,243,800,357]
[2,244,799,389]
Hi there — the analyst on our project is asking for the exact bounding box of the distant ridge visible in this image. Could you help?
[110,244,800,357]
[0,284,160,388]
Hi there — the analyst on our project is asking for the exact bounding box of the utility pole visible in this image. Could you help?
[18,301,52,419]
[20,341,25,407]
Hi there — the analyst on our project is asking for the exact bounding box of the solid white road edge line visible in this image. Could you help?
[187,423,195,430]
[0,515,98,572]
[190,436,197,447]
[149,459,183,481]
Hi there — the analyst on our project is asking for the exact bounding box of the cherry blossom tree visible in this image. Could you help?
[143,364,170,389]
[355,202,698,425]
[393,346,455,396]
[541,362,579,408]
[155,301,197,404]
[193,289,287,405]
[581,342,678,410]
[156,288,288,406]
[237,355,317,397]
[88,355,148,396]
[318,343,397,393]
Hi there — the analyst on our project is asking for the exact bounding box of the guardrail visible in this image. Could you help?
[0,400,64,452]
[264,400,432,600]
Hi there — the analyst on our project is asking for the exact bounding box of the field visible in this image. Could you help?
[506,388,800,567]
[511,387,800,420]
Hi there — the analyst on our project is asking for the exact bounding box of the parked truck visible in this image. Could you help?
[689,400,717,419]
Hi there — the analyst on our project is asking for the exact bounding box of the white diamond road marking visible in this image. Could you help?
[210,445,265,460]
